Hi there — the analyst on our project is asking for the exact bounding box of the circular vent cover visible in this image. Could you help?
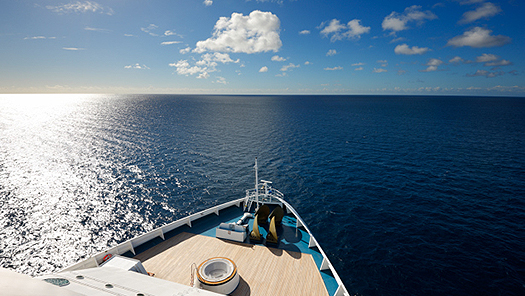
[197,257,239,294]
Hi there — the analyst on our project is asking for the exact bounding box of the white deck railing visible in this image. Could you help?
[61,197,245,272]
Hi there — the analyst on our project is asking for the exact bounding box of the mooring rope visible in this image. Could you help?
[190,263,197,287]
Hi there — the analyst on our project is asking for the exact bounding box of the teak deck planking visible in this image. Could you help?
[134,232,329,296]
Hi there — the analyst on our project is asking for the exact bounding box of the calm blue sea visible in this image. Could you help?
[1,94,524,295]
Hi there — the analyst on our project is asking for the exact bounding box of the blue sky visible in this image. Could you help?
[1,0,524,95]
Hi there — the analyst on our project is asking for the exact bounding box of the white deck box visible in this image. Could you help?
[216,223,247,242]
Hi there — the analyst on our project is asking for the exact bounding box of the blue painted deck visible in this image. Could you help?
[125,204,339,296]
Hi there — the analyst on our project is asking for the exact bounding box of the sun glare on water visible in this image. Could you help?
[0,94,127,275]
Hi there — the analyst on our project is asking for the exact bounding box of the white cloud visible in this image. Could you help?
[373,68,387,73]
[382,5,437,33]
[202,52,240,64]
[352,62,365,66]
[420,58,443,72]
[394,43,430,55]
[204,0,213,6]
[197,72,210,79]
[299,30,311,35]
[213,52,240,64]
[141,24,159,36]
[180,47,191,54]
[475,53,498,63]
[280,63,300,72]
[459,2,501,24]
[164,30,183,38]
[486,60,511,67]
[346,20,371,39]
[170,53,239,79]
[214,76,227,84]
[46,1,114,15]
[355,67,364,71]
[324,66,343,71]
[63,47,85,50]
[304,61,311,65]
[24,36,56,40]
[271,55,286,62]
[427,58,444,66]
[377,60,388,67]
[194,10,282,54]
[84,27,110,32]
[124,63,150,70]
[474,54,512,67]
[170,60,205,76]
[466,69,504,78]
[320,19,345,37]
[447,27,511,48]
[259,66,269,72]
[449,56,464,64]
[382,17,407,32]
[390,37,406,43]
[161,41,182,45]
[326,49,337,56]
[319,19,370,42]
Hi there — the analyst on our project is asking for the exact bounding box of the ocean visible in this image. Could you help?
[0,94,524,295]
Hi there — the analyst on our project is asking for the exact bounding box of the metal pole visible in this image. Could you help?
[255,158,258,206]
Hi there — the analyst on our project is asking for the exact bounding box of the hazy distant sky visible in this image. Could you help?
[1,0,524,95]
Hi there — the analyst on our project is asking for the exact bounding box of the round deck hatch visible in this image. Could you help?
[197,257,239,294]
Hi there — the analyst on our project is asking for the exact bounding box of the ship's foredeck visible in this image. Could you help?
[134,232,327,296]
[126,205,340,296]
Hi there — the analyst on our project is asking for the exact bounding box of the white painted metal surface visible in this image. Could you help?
[38,267,223,296]
[0,267,82,296]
